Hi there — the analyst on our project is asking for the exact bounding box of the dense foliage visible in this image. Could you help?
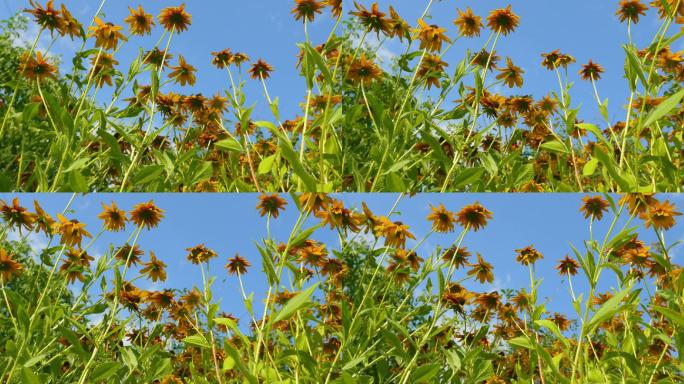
[0,193,683,383]
[0,1,682,192]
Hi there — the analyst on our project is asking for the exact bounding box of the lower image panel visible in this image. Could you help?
[0,193,682,383]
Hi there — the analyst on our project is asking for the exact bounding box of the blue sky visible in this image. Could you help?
[4,193,684,325]
[2,0,680,126]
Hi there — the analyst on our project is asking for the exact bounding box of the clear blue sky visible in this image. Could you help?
[2,0,679,126]
[4,193,684,324]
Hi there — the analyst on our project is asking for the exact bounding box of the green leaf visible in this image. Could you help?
[642,88,684,129]
[258,154,276,174]
[540,140,568,154]
[535,319,570,348]
[582,157,599,176]
[215,137,243,152]
[408,363,441,383]
[586,285,633,335]
[652,306,684,327]
[21,367,41,384]
[272,282,319,324]
[91,362,121,381]
[278,137,317,191]
[133,164,164,186]
[182,334,211,349]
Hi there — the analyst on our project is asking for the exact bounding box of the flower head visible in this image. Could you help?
[468,253,494,284]
[486,5,520,36]
[20,51,57,82]
[580,195,610,220]
[226,254,251,275]
[0,198,36,231]
[617,0,649,24]
[556,255,580,276]
[158,4,192,33]
[351,2,392,36]
[130,201,165,230]
[292,0,324,22]
[58,4,82,38]
[641,200,681,230]
[579,60,604,81]
[169,56,197,86]
[98,201,127,232]
[88,17,127,50]
[211,49,233,69]
[125,5,154,35]
[541,49,576,70]
[186,244,218,264]
[0,248,22,282]
[257,194,288,218]
[454,7,483,37]
[619,193,658,215]
[414,19,451,52]
[33,200,55,235]
[456,202,493,231]
[515,245,544,266]
[54,214,92,247]
[496,57,524,88]
[427,203,456,233]
[347,53,382,86]
[25,0,63,32]
[249,59,274,80]
[141,251,167,282]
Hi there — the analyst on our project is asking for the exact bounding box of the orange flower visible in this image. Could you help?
[257,194,288,218]
[88,17,127,50]
[54,214,92,247]
[125,5,154,36]
[211,49,233,69]
[414,19,451,52]
[468,253,494,284]
[486,5,520,36]
[327,0,342,18]
[442,246,471,269]
[186,244,218,264]
[541,49,576,70]
[248,59,274,80]
[169,55,197,86]
[141,251,167,282]
[58,4,82,38]
[158,4,192,33]
[0,197,36,231]
[347,53,382,86]
[641,200,681,230]
[90,52,119,87]
[33,200,55,235]
[351,2,392,36]
[388,6,410,42]
[298,193,330,213]
[20,51,57,82]
[115,244,144,266]
[579,60,604,81]
[454,7,483,37]
[456,202,493,231]
[375,218,415,249]
[98,201,127,232]
[292,0,324,22]
[130,201,165,229]
[427,203,456,233]
[226,254,251,275]
[515,245,544,266]
[496,57,524,88]
[617,0,649,24]
[25,0,63,32]
[144,48,173,69]
[0,248,22,282]
[417,54,448,89]
[556,255,580,276]
[580,195,610,220]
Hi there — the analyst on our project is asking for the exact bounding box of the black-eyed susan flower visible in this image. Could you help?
[169,56,197,86]
[486,5,520,36]
[515,245,544,266]
[54,214,92,247]
[388,6,410,42]
[298,193,330,213]
[351,2,392,36]
[617,0,649,23]
[186,244,218,264]
[248,59,274,80]
[231,52,250,67]
[580,195,610,220]
[130,201,165,229]
[25,0,63,33]
[417,54,448,89]
[141,251,167,282]
[0,197,36,231]
[0,248,22,282]
[144,289,175,310]
[257,194,287,218]
[58,4,82,39]
[414,19,451,53]
[292,0,324,22]
[496,57,524,88]
[579,60,604,81]
[115,244,144,266]
[471,49,500,71]
[125,5,154,36]
[556,255,580,276]
[541,49,576,70]
[33,200,55,235]
[144,48,173,69]
[468,253,494,284]
[375,218,416,249]
[347,53,382,86]
[225,254,251,275]
[211,49,233,69]
[641,200,681,230]
[327,0,341,18]
[442,246,471,269]
[427,203,456,233]
[20,51,57,82]
[158,4,192,33]
[456,202,493,231]
[454,7,483,37]
[88,17,127,50]
[98,201,127,232]
[620,193,658,215]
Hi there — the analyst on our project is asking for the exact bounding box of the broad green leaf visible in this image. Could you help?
[182,334,211,349]
[272,282,319,323]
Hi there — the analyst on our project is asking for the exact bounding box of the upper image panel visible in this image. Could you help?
[0,0,681,192]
